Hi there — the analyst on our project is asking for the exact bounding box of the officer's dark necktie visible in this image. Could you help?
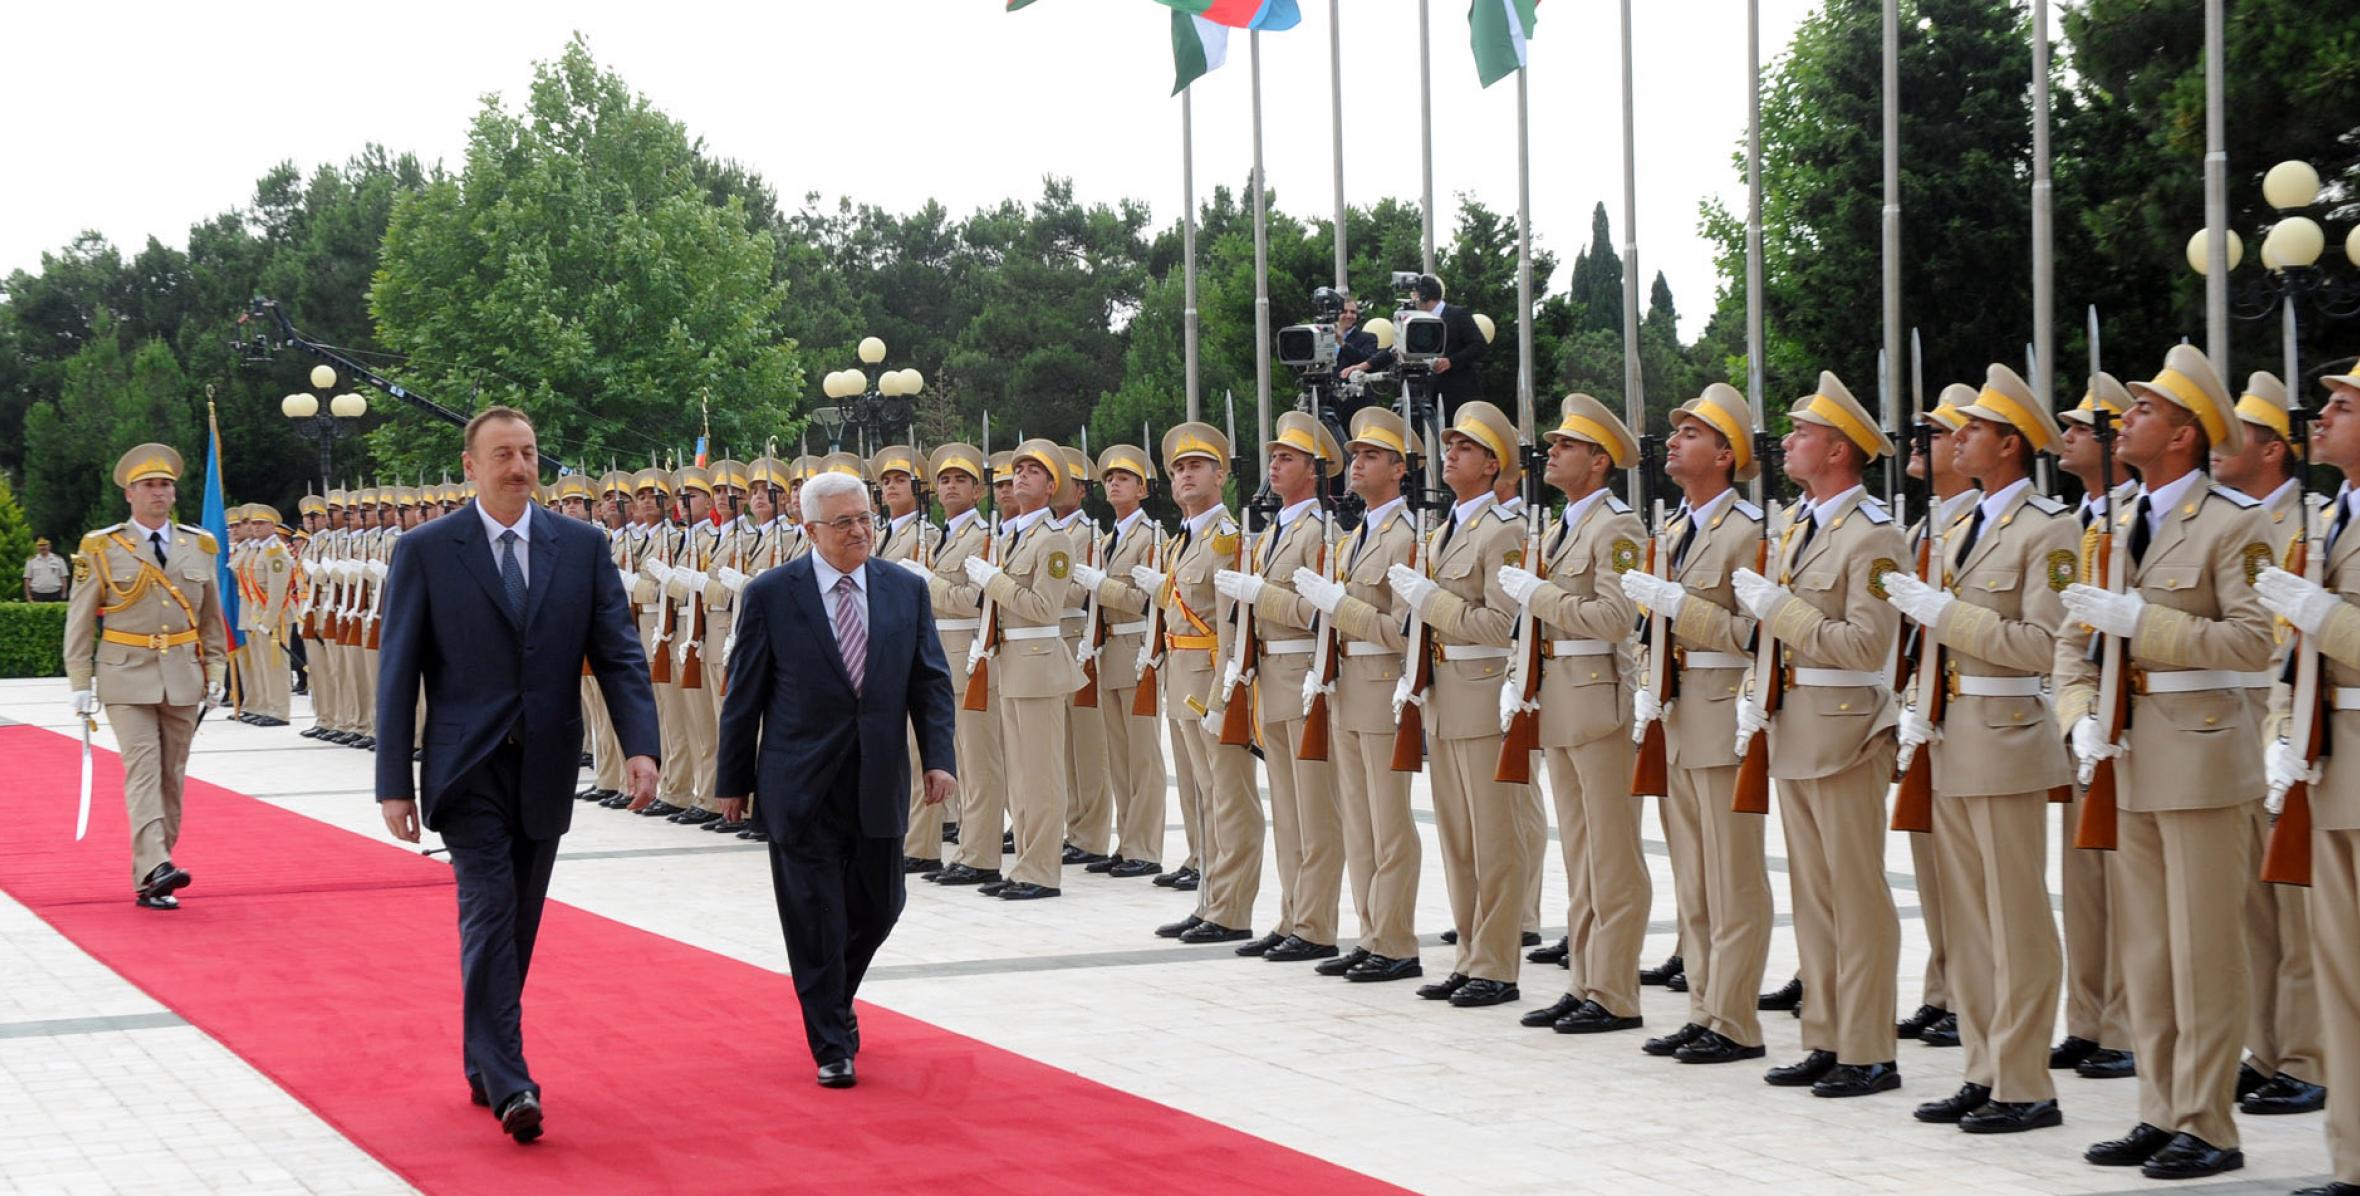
[2079,502,2096,530]
[1548,513,1572,559]
[498,529,527,622]
[1791,509,1819,561]
[2330,497,2352,558]
[1436,514,1459,558]
[2129,496,2154,567]
[1952,505,1986,564]
[150,529,168,567]
[1671,516,1699,571]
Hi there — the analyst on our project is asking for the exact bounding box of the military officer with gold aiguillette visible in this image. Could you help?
[64,444,229,908]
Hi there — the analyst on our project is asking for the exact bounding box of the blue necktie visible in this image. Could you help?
[499,529,527,622]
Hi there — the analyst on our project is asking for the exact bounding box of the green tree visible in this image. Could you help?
[0,474,36,578]
[22,320,199,539]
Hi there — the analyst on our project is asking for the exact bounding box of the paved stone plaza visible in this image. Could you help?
[0,676,2333,1195]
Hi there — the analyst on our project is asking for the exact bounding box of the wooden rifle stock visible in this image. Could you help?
[1631,721,1669,796]
[2074,518,2128,851]
[1391,526,1433,774]
[1299,535,1338,762]
[2262,783,2316,887]
[1891,754,1934,833]
[963,512,1003,713]
[1075,525,1102,708]
[2263,523,2324,885]
[1889,526,1941,834]
[1731,533,1775,815]
[1495,507,1547,785]
[1131,529,1166,718]
[1630,533,1671,798]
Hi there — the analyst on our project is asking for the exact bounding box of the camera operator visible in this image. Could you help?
[1339,274,1488,420]
[1335,294,1379,372]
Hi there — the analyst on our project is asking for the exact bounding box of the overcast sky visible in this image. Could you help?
[0,0,1838,342]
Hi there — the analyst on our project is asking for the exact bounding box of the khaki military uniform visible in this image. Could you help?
[582,522,628,795]
[1328,499,1421,960]
[299,525,339,733]
[65,521,228,885]
[980,510,1080,888]
[666,517,729,811]
[2243,479,2324,1088]
[1055,510,1112,857]
[1902,491,1979,1017]
[1164,505,1264,930]
[2054,479,2274,1148]
[237,534,297,720]
[877,512,941,857]
[1245,499,1344,947]
[627,519,696,808]
[1084,510,1169,866]
[929,511,1005,872]
[2060,487,2137,1053]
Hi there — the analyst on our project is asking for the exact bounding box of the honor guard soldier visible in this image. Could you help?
[872,444,943,860]
[223,504,254,711]
[961,439,1079,900]
[1881,365,2075,1132]
[2252,367,2360,1196]
[1729,373,1908,1096]
[1386,400,1529,1009]
[64,444,228,908]
[916,443,1004,883]
[1066,443,1168,879]
[624,465,695,815]
[1615,384,1773,1064]
[1050,447,1113,866]
[300,490,344,741]
[575,472,634,806]
[657,464,722,823]
[2215,372,2330,1116]
[1142,423,1261,941]
[2048,373,2141,1078]
[237,504,297,726]
[1290,408,1426,982]
[1215,412,1346,962]
[1495,394,1648,1033]
[690,457,753,825]
[2055,344,2273,1179]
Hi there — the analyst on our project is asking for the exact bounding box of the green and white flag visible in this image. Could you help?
[1469,0,1538,88]
[1169,10,1230,94]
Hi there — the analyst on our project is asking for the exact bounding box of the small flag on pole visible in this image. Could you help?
[201,399,243,651]
[1152,0,1300,29]
[1470,0,1539,88]
[1169,12,1229,93]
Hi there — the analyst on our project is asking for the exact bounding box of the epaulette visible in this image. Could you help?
[2210,484,2261,509]
[2306,492,2332,511]
[1492,503,1521,523]
[1606,495,1632,514]
[2025,494,2067,516]
[1218,517,1239,536]
[179,524,219,553]
[1733,499,1763,521]
[80,527,117,554]
[1856,499,1893,525]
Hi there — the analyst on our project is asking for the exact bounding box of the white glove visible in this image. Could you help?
[1499,678,1522,733]
[1291,566,1346,615]
[2256,566,2340,637]
[1301,666,1324,717]
[1895,703,1937,774]
[966,638,988,673]
[1130,565,1168,594]
[1731,568,1787,621]
[1387,563,1440,614]
[1733,695,1769,759]
[1497,565,1546,606]
[716,565,750,593]
[894,558,930,579]
[1631,688,1663,744]
[2068,714,2124,786]
[2265,738,2318,814]
[682,568,709,596]
[1221,659,1245,696]
[1213,569,1265,605]
[1881,571,1954,627]
[71,690,98,718]
[1390,674,1416,722]
[963,555,1004,588]
[369,559,391,582]
[618,568,640,595]
[647,559,675,585]
[205,683,227,710]
[1070,561,1107,591]
[1201,707,1223,738]
[2060,583,2145,638]
[1616,569,1686,621]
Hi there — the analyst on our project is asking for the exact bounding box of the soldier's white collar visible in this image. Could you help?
[1974,479,2025,524]
[1361,495,1406,529]
[1449,491,1495,528]
[126,514,172,541]
[1677,486,1736,526]
[2258,477,2301,513]
[1003,507,1050,534]
[1183,503,1229,536]
[2136,470,2203,532]
[1112,506,1148,536]
[1803,484,1863,527]
[1940,488,1985,527]
[946,507,982,534]
[1559,487,1610,533]
[1275,496,1319,528]
[890,510,920,533]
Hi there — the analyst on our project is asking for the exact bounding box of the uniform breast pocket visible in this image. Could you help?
[1683,568,1723,591]
[1971,569,2020,596]
[181,559,211,584]
[1795,570,1838,593]
[1440,555,1475,581]
[1977,694,2046,730]
[2143,686,2240,734]
[1553,553,1592,580]
[2144,565,2204,602]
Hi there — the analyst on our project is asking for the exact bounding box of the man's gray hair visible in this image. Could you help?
[800,471,869,523]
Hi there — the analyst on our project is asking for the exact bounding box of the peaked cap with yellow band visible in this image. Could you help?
[114,443,185,487]
[555,473,594,502]
[1544,392,1637,469]
[870,445,921,482]
[746,457,790,490]
[326,489,348,509]
[2061,371,2133,428]
[1346,406,1422,459]
[598,469,634,497]
[1267,410,1344,477]
[632,466,675,496]
[1160,421,1230,473]
[245,503,283,525]
[1009,438,1069,502]
[2325,362,2360,394]
[1442,400,1522,485]
[2235,371,2294,451]
[817,451,868,481]
[1095,443,1156,482]
[787,456,817,484]
[709,458,750,491]
[2129,343,2242,456]
[988,450,1015,484]
[1957,363,2062,454]
[1789,370,1896,459]
[927,443,984,484]
[1057,446,1091,502]
[1672,383,1760,482]
[676,465,714,496]
[1924,383,1976,432]
[298,492,328,516]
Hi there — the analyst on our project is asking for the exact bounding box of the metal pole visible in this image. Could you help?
[1619,0,1643,506]
[1183,87,1201,423]
[1418,0,1436,273]
[2283,294,2301,410]
[2203,0,2229,378]
[1516,67,1536,444]
[1881,0,1902,482]
[1329,0,1348,290]
[2031,0,2056,495]
[1252,30,1273,476]
[1746,0,1766,504]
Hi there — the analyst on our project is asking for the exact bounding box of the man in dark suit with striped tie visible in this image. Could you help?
[715,469,958,1089]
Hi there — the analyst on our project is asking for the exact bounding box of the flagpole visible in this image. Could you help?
[1618,0,1642,506]
[2031,0,2056,492]
[1881,0,1902,503]
[1252,29,1273,476]
[1746,0,1765,505]
[1329,0,1348,290]
[2202,0,2228,377]
[1515,66,1535,447]
[1418,0,1436,274]
[1183,86,1202,423]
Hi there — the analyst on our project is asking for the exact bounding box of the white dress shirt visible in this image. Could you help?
[812,550,869,641]
[477,502,533,587]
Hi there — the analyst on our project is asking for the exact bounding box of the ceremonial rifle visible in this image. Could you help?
[1218,394,1268,755]
[1133,420,1167,719]
[1891,416,1942,834]
[1496,440,1549,783]
[2073,408,2129,850]
[1298,478,1340,762]
[2264,405,2325,885]
[1732,430,1786,815]
[1390,380,1439,774]
[962,415,1000,712]
[1077,424,1104,709]
[1629,432,1672,797]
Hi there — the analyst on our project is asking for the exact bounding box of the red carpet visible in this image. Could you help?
[0,724,1404,1195]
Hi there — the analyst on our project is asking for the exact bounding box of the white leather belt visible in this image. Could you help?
[1262,639,1317,655]
[1439,645,1512,661]
[2140,668,2267,694]
[1548,639,1615,657]
[1792,667,1885,687]
[1679,651,1750,671]
[2333,688,2360,711]
[1060,608,1088,620]
[1108,620,1150,635]
[1342,642,1394,657]
[1001,626,1064,641]
[937,618,981,632]
[2237,671,2274,689]
[1953,675,2045,698]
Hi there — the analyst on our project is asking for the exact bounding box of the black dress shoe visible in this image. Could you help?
[1528,936,1570,965]
[816,1059,857,1089]
[599,792,633,809]
[1448,979,1520,1007]
[1002,832,1016,853]
[2139,1132,2242,1180]
[976,879,1012,897]
[1084,855,1124,874]
[1519,931,1542,947]
[1674,1029,1766,1064]
[2075,1048,2135,1079]
[135,893,180,910]
[933,865,1001,887]
[2292,1184,2360,1196]
[299,726,321,739]
[573,787,607,802]
[1234,931,1286,958]
[255,715,289,727]
[2241,1072,2327,1114]
[1417,972,1471,1001]
[1178,921,1250,945]
[1170,868,1200,891]
[707,819,747,834]
[741,828,769,842]
[1765,1050,1838,1087]
[1959,1099,2063,1134]
[2048,1035,2100,1069]
[942,823,960,844]
[1918,1013,1961,1047]
[997,882,1061,900]
[1440,928,1459,945]
[1521,994,1584,1028]
[903,856,942,874]
[1108,858,1161,878]
[1554,1000,1642,1034]
[1264,936,1339,963]
[1346,954,1422,983]
[1639,954,1685,987]
[1896,1003,1947,1037]
[1157,915,1205,940]
[1812,1061,1901,1098]
[1064,846,1110,866]
[1913,1082,1992,1123]
[677,809,720,825]
[1316,947,1372,977]
[1060,843,1084,865]
[1644,1022,1706,1057]
[579,752,593,768]
[1758,977,1802,1010]
[354,735,376,750]
[1664,971,1688,994]
[497,1092,543,1143]
[139,861,192,900]
[2083,1122,2173,1167]
[1153,866,1185,887]
[636,800,681,817]
[2236,1061,2271,1100]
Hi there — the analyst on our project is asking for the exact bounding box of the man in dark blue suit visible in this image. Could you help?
[374,407,661,1143]
[715,469,957,1089]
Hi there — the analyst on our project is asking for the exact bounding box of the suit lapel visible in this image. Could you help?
[452,503,521,631]
[524,510,560,628]
[786,557,856,694]
[859,560,893,686]
[2139,490,2198,573]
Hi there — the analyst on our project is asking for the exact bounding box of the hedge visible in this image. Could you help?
[0,601,68,677]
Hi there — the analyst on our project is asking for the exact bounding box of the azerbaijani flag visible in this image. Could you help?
[1169,12,1229,94]
[1470,0,1539,88]
[1006,0,1039,9]
[200,403,243,650]
[1152,0,1300,29]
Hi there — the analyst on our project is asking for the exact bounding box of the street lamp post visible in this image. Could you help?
[2189,159,2360,397]
[280,365,369,497]
[819,335,926,456]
